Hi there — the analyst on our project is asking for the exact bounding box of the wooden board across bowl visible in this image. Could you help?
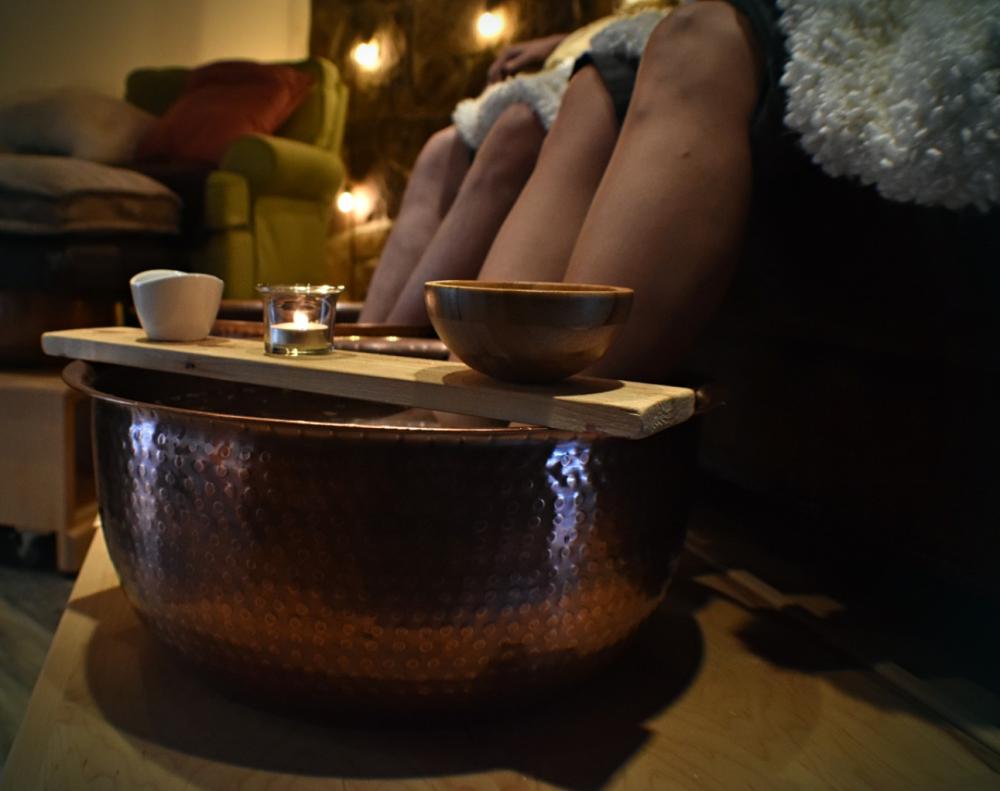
[41,327,696,439]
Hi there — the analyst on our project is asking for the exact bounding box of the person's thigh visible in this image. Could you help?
[361,125,471,322]
[383,103,546,324]
[478,65,620,283]
[565,1,765,380]
[464,102,546,194]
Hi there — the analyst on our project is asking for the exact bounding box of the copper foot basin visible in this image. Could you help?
[68,361,696,714]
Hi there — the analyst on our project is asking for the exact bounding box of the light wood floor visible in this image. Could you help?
[2,483,998,774]
[0,533,74,765]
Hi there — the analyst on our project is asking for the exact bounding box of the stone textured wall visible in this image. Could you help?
[311,0,615,219]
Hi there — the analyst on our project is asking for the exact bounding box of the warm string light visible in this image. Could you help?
[351,39,382,71]
[336,184,377,222]
[476,10,505,42]
[351,186,374,220]
[336,190,355,214]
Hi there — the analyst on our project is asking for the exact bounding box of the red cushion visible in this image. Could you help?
[135,61,313,166]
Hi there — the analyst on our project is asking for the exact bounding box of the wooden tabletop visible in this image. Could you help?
[3,531,995,790]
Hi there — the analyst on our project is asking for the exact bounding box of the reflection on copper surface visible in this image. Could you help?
[127,416,166,570]
[546,440,592,590]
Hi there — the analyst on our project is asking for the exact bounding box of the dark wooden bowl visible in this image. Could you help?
[425,281,633,383]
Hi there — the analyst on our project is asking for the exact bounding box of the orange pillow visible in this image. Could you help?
[135,61,313,166]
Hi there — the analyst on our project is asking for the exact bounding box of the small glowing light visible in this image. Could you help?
[351,187,374,220]
[477,11,504,41]
[292,310,310,329]
[352,39,382,71]
[338,184,377,221]
[336,191,355,214]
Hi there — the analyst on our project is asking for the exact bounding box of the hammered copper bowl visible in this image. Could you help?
[68,361,694,714]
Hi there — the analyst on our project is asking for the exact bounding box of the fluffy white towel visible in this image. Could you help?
[779,0,1000,211]
[452,60,575,150]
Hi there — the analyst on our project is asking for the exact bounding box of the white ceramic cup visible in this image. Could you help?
[130,270,224,342]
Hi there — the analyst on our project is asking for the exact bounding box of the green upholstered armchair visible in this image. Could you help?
[125,58,348,298]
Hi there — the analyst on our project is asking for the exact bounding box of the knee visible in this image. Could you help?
[486,103,545,166]
[416,125,463,171]
[644,1,758,68]
[637,2,761,115]
[468,103,544,189]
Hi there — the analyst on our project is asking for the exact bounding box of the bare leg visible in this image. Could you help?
[478,66,619,282]
[360,126,470,323]
[385,103,545,325]
[566,1,763,381]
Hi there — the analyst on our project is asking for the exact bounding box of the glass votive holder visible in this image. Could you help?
[257,284,344,356]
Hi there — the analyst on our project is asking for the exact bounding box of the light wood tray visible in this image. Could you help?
[41,327,695,439]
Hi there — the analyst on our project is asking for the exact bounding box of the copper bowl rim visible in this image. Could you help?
[61,360,604,440]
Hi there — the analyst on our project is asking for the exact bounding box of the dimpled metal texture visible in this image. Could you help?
[72,362,693,714]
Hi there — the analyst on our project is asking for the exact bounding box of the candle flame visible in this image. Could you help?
[293,310,310,328]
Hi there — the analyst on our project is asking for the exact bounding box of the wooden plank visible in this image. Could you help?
[3,534,996,790]
[41,327,695,439]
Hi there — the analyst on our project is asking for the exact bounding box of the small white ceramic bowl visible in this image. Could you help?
[130,270,224,342]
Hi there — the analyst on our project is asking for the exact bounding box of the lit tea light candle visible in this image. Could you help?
[257,284,344,356]
[269,310,330,353]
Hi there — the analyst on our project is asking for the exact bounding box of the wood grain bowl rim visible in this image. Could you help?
[425,280,634,297]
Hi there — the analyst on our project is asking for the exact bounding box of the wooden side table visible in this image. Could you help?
[0,369,97,572]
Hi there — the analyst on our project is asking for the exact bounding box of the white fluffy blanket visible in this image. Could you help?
[453,11,666,150]
[779,0,1000,211]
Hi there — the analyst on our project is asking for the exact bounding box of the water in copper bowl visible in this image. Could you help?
[68,361,695,715]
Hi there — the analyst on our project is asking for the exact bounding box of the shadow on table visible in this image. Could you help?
[73,587,703,790]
